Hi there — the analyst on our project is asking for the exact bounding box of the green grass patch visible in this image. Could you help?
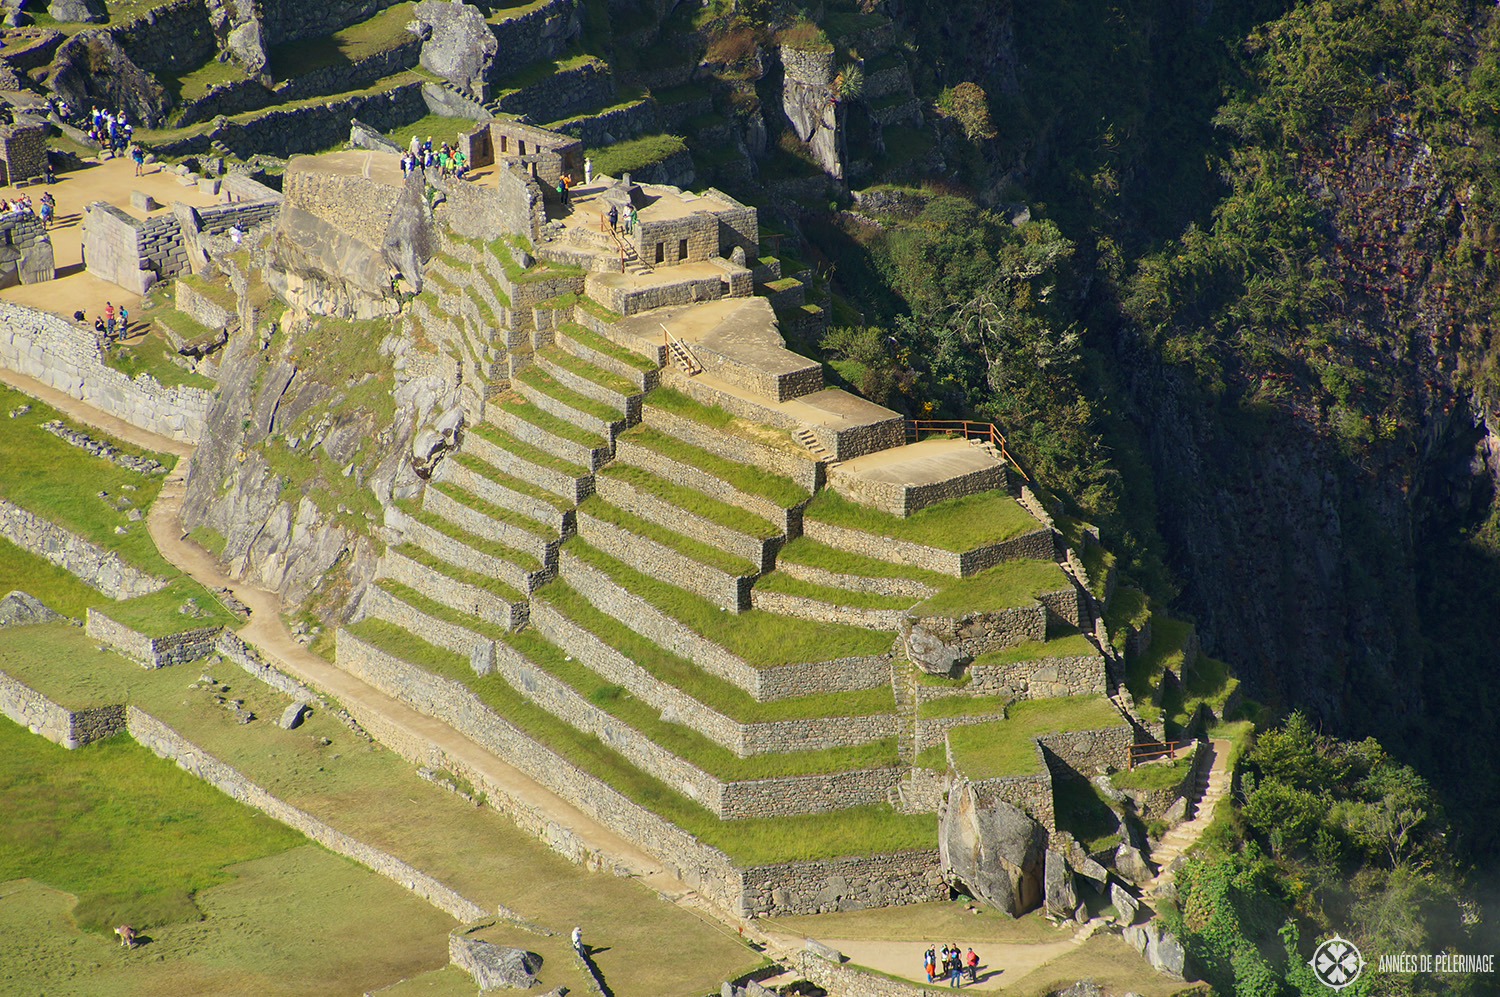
[598,464,778,538]
[536,580,893,721]
[567,539,894,664]
[0,715,303,935]
[775,536,945,585]
[1111,751,1195,791]
[588,133,690,177]
[345,618,931,863]
[576,295,624,324]
[972,627,1099,667]
[0,385,175,575]
[469,421,588,477]
[516,364,623,422]
[915,694,1010,720]
[449,453,573,511]
[266,1,418,79]
[390,543,525,604]
[0,535,104,619]
[540,345,637,396]
[1103,584,1151,653]
[395,498,542,572]
[189,526,228,557]
[947,696,1126,779]
[559,322,657,372]
[916,560,1070,616]
[754,571,914,610]
[174,55,249,102]
[648,385,735,427]
[104,329,216,390]
[619,425,807,507]
[915,744,948,770]
[654,82,711,105]
[428,481,554,539]
[804,488,1041,553]
[579,495,756,576]
[101,577,241,635]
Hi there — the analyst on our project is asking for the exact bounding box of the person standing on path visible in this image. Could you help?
[627,204,637,235]
[966,948,979,985]
[924,947,936,982]
[949,957,963,988]
[584,156,592,184]
[571,925,583,954]
[607,204,618,232]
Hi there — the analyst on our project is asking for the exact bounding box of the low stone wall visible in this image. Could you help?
[904,606,1048,661]
[484,0,581,83]
[490,405,610,471]
[557,550,891,700]
[641,405,821,493]
[750,589,908,632]
[85,608,223,669]
[361,584,497,674]
[594,474,776,572]
[914,710,1006,755]
[776,560,935,600]
[588,269,725,318]
[124,706,487,922]
[535,351,639,421]
[613,437,803,535]
[527,601,898,757]
[1038,724,1134,780]
[493,58,614,123]
[548,97,659,148]
[829,460,1008,518]
[213,629,317,701]
[802,518,1054,578]
[789,949,936,997]
[576,511,753,612]
[0,301,213,442]
[386,505,541,594]
[969,754,1055,830]
[0,498,166,600]
[0,668,126,748]
[176,278,234,330]
[434,458,572,535]
[463,428,591,504]
[422,485,557,568]
[966,653,1108,700]
[741,850,945,917]
[378,546,527,630]
[1038,586,1084,629]
[554,328,660,393]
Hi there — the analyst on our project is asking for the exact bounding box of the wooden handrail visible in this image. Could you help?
[1128,740,1194,769]
[661,323,702,374]
[905,418,1029,481]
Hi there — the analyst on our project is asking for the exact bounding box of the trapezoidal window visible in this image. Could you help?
[678,238,688,260]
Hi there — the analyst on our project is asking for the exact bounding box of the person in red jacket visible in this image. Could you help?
[966,947,980,984]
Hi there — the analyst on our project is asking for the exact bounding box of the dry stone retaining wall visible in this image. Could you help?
[124,705,488,921]
[576,511,752,612]
[378,546,527,630]
[775,560,934,600]
[1038,724,1134,780]
[741,849,945,918]
[641,405,820,493]
[0,302,213,442]
[965,653,1107,700]
[969,760,1056,831]
[463,430,591,503]
[0,498,165,600]
[422,485,557,569]
[594,474,776,572]
[613,437,801,534]
[0,668,126,748]
[903,605,1048,660]
[749,588,908,631]
[85,608,223,668]
[802,518,1053,578]
[387,505,539,593]
[829,459,1007,518]
[361,583,497,673]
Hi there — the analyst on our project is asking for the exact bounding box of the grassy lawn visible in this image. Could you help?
[1123,614,1194,722]
[383,113,480,154]
[448,453,574,511]
[395,498,542,572]
[754,570,915,610]
[535,580,894,722]
[619,424,808,507]
[775,536,948,586]
[392,542,526,605]
[0,385,176,575]
[470,421,589,477]
[589,133,689,176]
[972,627,1099,666]
[266,1,417,79]
[174,55,250,102]
[495,393,608,449]
[1103,584,1151,653]
[0,535,104,618]
[915,560,1070,616]
[803,488,1041,552]
[598,463,779,538]
[579,495,758,577]
[101,577,242,635]
[346,619,934,864]
[559,321,657,372]
[765,899,1066,944]
[516,364,623,422]
[1161,653,1241,732]
[567,539,894,664]
[915,694,1010,720]
[106,320,216,391]
[0,715,303,934]
[540,344,637,396]
[1111,751,1195,791]
[946,696,1126,779]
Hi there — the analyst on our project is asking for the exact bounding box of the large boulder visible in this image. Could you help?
[47,0,105,23]
[939,778,1046,916]
[0,591,62,627]
[904,622,970,676]
[1113,842,1155,885]
[382,167,437,294]
[45,31,172,127]
[349,118,402,154]
[1111,882,1140,925]
[412,0,498,97]
[448,934,541,990]
[1122,920,1187,980]
[1043,849,1077,918]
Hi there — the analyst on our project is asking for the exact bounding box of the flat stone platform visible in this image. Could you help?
[829,438,1009,517]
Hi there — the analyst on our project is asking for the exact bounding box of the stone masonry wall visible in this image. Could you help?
[557,550,892,700]
[965,653,1108,700]
[641,405,821,493]
[378,546,528,630]
[777,560,934,600]
[484,0,581,82]
[283,162,404,257]
[970,758,1056,830]
[361,584,498,673]
[259,0,403,45]
[86,608,223,668]
[577,511,752,612]
[593,474,776,572]
[613,438,803,535]
[740,849,945,917]
[492,58,614,122]
[114,0,215,77]
[0,498,166,600]
[1038,724,1134,780]
[829,460,1008,518]
[549,98,659,148]
[750,589,908,631]
[903,605,1048,660]
[436,166,546,245]
[124,705,488,921]
[0,303,212,442]
[0,668,126,748]
[802,518,1054,578]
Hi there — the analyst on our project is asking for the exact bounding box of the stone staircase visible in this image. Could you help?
[1144,737,1233,896]
[793,427,837,468]
[890,658,918,765]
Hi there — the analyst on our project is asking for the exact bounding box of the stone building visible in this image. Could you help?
[0,122,46,187]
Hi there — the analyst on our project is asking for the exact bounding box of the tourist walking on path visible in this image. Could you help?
[627,204,637,235]
[924,947,936,982]
[131,143,144,176]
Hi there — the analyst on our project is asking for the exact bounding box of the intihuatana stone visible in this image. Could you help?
[939,778,1045,916]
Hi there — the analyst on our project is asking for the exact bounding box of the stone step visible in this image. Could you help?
[422,481,560,569]
[485,396,613,471]
[464,423,594,505]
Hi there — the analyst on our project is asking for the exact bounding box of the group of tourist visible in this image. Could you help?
[603,202,638,235]
[78,301,129,344]
[402,136,468,180]
[924,944,981,987]
[1,190,54,227]
[88,107,133,157]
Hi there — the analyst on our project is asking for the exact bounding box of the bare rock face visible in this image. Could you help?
[448,934,542,990]
[1122,920,1187,980]
[226,20,267,75]
[46,31,172,127]
[350,118,403,154]
[780,46,843,179]
[1043,849,1077,918]
[939,778,1046,916]
[381,168,436,293]
[1113,842,1155,885]
[47,0,105,24]
[0,591,62,627]
[413,0,497,97]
